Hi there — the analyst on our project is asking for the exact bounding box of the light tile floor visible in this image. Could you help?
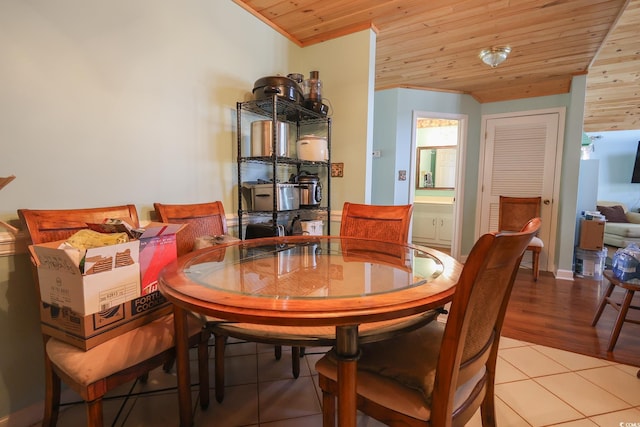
[47,336,640,427]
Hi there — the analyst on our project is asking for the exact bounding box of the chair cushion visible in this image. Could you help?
[598,205,629,223]
[319,320,444,403]
[356,321,444,401]
[528,236,544,248]
[209,310,441,347]
[46,313,204,386]
[315,321,487,422]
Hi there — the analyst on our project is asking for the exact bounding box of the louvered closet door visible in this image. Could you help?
[479,112,560,273]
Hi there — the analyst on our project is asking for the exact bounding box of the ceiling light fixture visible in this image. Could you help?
[479,46,511,68]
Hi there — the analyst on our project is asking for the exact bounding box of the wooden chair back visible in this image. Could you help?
[340,202,413,243]
[498,196,543,280]
[18,204,141,297]
[154,201,228,256]
[18,204,139,245]
[17,204,210,426]
[431,217,541,425]
[316,218,541,427]
[498,196,541,232]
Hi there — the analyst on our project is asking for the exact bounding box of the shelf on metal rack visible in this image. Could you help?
[239,98,328,124]
[238,156,328,166]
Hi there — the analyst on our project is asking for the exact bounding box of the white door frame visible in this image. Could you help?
[475,107,565,275]
[409,110,467,260]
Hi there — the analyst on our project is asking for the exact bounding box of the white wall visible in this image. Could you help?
[291,30,377,208]
[588,130,640,210]
[0,1,374,421]
[0,1,373,223]
[372,88,481,254]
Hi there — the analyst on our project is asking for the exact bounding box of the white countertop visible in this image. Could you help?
[414,197,454,205]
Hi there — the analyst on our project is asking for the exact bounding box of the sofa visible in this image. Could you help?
[597,201,640,248]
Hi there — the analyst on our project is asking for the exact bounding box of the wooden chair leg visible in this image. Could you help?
[322,389,336,427]
[274,345,282,360]
[163,356,175,372]
[292,347,301,378]
[214,333,226,403]
[198,329,210,409]
[85,398,104,427]
[591,282,615,326]
[531,247,540,281]
[43,356,60,427]
[607,289,635,352]
[480,366,498,427]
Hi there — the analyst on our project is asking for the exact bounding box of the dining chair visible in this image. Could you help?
[340,201,413,243]
[18,205,210,427]
[315,217,541,427]
[209,202,419,403]
[153,201,228,256]
[498,196,543,280]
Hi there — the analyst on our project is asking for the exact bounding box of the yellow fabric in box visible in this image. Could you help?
[65,229,130,250]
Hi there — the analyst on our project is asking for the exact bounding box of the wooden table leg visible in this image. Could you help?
[174,305,193,427]
[335,325,359,427]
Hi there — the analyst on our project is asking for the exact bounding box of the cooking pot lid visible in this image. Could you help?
[253,76,302,93]
[297,174,319,183]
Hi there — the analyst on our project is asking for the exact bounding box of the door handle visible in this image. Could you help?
[543,199,551,205]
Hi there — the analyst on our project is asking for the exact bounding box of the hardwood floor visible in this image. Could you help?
[502,269,640,368]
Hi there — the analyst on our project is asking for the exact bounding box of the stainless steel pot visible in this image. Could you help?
[242,181,300,211]
[252,76,303,104]
[251,120,289,157]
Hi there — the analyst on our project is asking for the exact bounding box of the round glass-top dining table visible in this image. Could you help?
[158,235,462,427]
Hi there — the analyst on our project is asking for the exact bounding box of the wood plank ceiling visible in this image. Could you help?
[234,0,639,132]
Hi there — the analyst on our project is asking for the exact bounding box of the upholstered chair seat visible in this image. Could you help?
[316,218,541,426]
[46,313,204,387]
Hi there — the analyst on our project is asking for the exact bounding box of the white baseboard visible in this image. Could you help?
[0,390,75,427]
[555,268,575,281]
[0,400,43,427]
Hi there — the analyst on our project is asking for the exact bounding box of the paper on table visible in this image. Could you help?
[0,175,15,191]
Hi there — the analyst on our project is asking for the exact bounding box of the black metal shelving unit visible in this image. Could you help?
[236,96,331,239]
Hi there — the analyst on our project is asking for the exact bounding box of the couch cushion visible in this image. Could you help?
[605,222,640,238]
[598,205,629,223]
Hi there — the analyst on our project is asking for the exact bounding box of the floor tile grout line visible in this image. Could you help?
[495,354,531,383]
[493,394,535,427]
[58,335,639,426]
[573,367,640,409]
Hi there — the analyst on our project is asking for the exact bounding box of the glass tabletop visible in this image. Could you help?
[181,236,444,300]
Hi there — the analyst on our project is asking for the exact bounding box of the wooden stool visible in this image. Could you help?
[592,270,640,352]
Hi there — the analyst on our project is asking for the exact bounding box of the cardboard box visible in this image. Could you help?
[579,219,605,250]
[39,291,172,350]
[32,222,183,349]
[32,222,183,316]
[138,223,183,295]
[33,240,141,316]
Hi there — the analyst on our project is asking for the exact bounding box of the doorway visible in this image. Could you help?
[409,111,467,260]
[476,108,565,274]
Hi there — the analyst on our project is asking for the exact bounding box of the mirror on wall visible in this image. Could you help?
[416,146,457,189]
